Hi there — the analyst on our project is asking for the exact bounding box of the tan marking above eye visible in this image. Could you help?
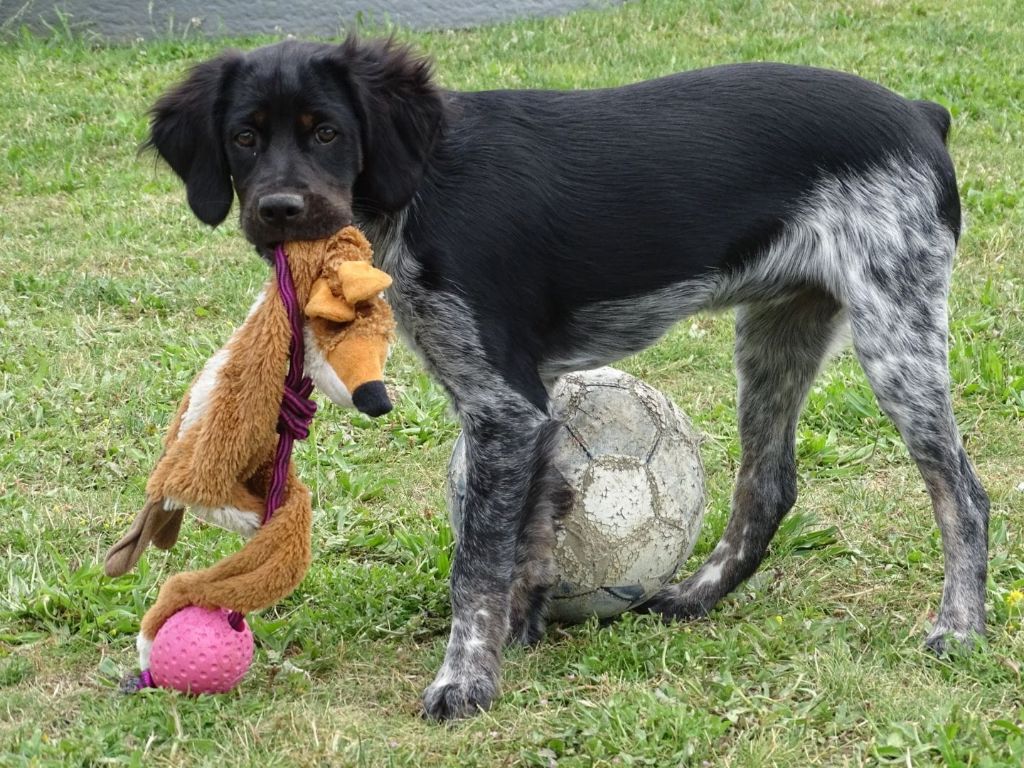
[299,114,314,129]
[251,111,266,126]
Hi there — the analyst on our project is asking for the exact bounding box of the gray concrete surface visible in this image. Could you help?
[1,0,622,39]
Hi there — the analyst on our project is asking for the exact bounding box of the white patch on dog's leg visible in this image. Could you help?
[695,561,724,588]
[303,326,352,408]
[691,540,731,587]
[178,348,231,436]
[464,609,490,651]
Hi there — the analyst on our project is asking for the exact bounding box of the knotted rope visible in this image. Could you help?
[226,243,316,630]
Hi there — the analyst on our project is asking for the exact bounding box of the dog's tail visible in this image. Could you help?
[912,100,960,242]
[914,100,952,144]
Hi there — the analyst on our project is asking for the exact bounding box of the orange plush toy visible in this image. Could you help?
[105,227,394,689]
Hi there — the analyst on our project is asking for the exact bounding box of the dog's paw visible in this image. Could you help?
[637,584,713,622]
[506,604,547,647]
[422,672,497,721]
[924,622,985,657]
[506,624,542,648]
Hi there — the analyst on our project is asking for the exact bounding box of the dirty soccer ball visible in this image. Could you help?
[447,367,706,623]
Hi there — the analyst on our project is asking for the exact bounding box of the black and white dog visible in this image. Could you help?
[145,37,989,720]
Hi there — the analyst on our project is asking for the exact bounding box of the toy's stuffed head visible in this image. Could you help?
[291,227,396,416]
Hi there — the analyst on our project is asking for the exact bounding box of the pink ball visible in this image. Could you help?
[149,606,254,694]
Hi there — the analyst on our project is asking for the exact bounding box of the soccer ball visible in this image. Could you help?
[447,367,705,624]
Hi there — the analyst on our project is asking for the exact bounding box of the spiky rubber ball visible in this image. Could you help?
[149,606,253,694]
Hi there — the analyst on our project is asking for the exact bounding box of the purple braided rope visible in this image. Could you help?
[263,243,316,523]
[227,244,316,631]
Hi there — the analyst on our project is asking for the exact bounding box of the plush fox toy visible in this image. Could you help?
[104,226,394,671]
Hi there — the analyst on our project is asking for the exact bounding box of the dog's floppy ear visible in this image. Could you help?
[338,36,447,212]
[144,51,242,226]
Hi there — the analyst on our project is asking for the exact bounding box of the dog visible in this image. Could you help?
[144,36,990,720]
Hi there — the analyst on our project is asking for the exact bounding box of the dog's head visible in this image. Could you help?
[145,37,445,251]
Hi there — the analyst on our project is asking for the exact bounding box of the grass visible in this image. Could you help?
[1,0,1022,764]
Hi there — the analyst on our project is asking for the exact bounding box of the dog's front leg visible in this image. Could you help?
[423,405,550,720]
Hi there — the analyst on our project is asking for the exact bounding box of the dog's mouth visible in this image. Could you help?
[242,190,353,254]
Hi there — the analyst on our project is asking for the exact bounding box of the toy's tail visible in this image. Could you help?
[138,469,313,641]
[104,497,184,577]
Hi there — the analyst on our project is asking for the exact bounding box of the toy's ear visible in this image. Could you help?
[144,52,242,226]
[336,261,392,304]
[333,36,446,212]
[305,279,356,322]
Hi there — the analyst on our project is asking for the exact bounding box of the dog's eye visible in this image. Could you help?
[234,130,256,148]
[315,126,337,144]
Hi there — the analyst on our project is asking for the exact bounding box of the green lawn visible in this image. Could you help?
[1,0,1023,765]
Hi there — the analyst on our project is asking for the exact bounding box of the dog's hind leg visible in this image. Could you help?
[644,288,845,619]
[845,230,988,653]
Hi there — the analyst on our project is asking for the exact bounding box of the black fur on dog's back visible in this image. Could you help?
[391,63,958,405]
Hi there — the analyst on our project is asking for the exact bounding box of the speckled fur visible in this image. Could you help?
[145,38,987,719]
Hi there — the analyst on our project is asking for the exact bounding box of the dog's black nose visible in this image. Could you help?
[257,193,305,225]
